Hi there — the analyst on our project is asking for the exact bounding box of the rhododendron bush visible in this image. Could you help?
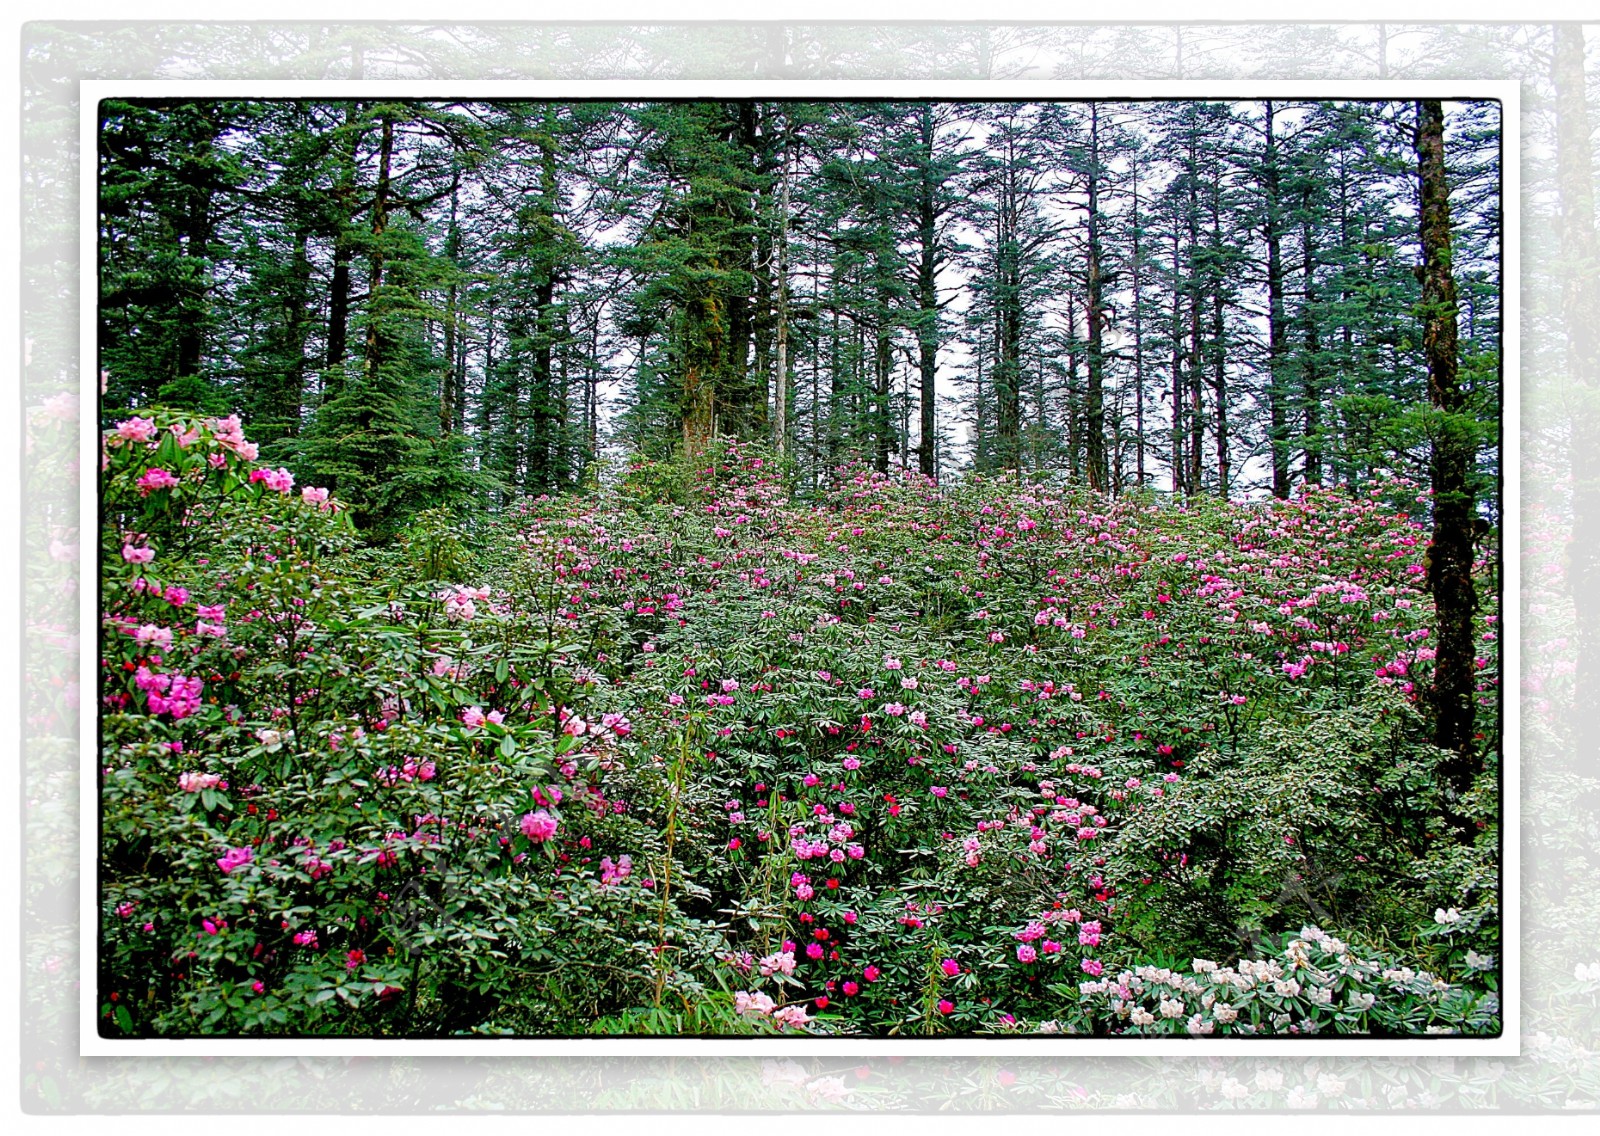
[99,415,1500,1037]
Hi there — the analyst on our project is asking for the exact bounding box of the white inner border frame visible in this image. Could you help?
[78,78,1522,1058]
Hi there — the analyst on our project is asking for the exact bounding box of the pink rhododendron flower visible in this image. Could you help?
[249,466,295,493]
[216,847,254,874]
[600,855,633,886]
[136,468,181,496]
[520,810,559,842]
[115,417,157,443]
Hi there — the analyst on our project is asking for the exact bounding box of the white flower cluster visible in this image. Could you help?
[735,991,812,1030]
[1056,926,1497,1038]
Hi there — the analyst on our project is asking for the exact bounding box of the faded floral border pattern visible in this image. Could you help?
[20,19,1599,1113]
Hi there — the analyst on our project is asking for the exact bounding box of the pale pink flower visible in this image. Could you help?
[178,771,223,794]
[133,624,173,651]
[758,951,796,977]
[115,417,157,443]
[771,1004,812,1029]
[735,990,775,1016]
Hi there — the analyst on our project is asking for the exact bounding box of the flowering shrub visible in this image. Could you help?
[99,422,1500,1037]
[1033,926,1499,1036]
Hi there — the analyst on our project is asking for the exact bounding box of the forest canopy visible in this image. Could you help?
[98,97,1501,534]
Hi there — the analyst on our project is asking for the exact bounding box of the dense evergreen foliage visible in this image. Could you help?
[99,98,1501,513]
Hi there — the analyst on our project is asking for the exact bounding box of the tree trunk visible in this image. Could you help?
[773,135,791,460]
[1301,187,1324,487]
[1085,104,1108,492]
[1171,226,1185,495]
[917,105,941,480]
[173,160,214,382]
[996,172,1023,478]
[728,101,761,436]
[1263,100,1291,499]
[585,316,600,476]
[441,169,461,435]
[874,282,893,474]
[1132,163,1145,489]
[1416,97,1479,799]
[1186,131,1204,495]
[282,226,311,432]
[362,112,394,392]
[1210,182,1230,497]
[327,237,351,387]
[528,118,561,492]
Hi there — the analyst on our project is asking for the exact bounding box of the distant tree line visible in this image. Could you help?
[98,97,1500,531]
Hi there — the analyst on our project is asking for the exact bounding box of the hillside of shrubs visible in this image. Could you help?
[98,410,1501,1038]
